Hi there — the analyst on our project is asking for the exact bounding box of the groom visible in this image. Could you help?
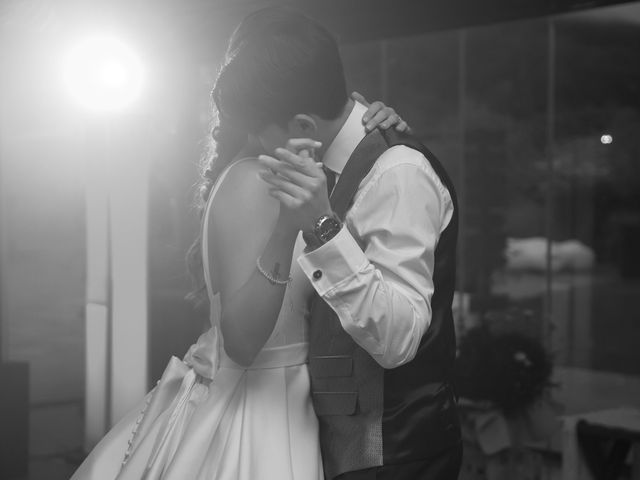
[214,7,462,480]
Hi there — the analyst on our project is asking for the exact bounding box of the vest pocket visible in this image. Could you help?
[309,355,353,378]
[313,391,358,416]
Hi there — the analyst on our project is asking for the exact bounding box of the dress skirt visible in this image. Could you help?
[71,336,323,480]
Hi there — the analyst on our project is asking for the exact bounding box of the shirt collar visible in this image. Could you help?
[321,101,368,175]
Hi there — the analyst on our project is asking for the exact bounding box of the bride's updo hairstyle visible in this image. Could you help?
[212,6,348,134]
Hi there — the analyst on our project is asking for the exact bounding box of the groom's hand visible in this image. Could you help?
[258,138,332,233]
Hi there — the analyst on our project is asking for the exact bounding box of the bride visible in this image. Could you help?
[70,40,409,480]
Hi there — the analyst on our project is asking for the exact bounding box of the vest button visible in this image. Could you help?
[313,270,323,280]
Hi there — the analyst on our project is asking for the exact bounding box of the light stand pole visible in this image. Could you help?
[83,119,113,448]
[62,34,149,448]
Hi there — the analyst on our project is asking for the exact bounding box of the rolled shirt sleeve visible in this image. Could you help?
[298,145,454,369]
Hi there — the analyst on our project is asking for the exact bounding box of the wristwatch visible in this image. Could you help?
[312,213,343,245]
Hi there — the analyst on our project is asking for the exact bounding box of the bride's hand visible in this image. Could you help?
[351,91,411,133]
[258,139,330,235]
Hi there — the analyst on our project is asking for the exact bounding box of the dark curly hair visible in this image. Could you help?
[185,114,248,308]
[454,326,554,416]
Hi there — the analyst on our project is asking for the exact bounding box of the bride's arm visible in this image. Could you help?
[207,159,297,367]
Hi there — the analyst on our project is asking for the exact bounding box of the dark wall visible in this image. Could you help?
[165,0,638,54]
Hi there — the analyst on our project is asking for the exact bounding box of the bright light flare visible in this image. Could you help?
[62,35,144,113]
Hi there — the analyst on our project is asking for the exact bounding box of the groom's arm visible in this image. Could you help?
[298,146,453,369]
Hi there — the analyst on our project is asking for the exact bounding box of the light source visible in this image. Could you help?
[62,35,144,113]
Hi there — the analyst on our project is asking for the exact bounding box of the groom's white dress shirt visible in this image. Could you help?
[297,101,454,369]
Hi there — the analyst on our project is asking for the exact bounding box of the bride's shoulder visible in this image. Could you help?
[210,157,278,220]
[216,157,265,194]
[221,156,261,181]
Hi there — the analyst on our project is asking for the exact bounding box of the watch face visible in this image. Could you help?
[315,215,342,243]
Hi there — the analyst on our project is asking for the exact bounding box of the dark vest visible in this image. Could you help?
[308,128,461,479]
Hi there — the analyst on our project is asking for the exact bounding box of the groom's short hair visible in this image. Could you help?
[212,7,348,134]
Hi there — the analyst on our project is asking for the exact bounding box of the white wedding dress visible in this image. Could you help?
[71,158,324,480]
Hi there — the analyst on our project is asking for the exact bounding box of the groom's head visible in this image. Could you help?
[212,7,349,153]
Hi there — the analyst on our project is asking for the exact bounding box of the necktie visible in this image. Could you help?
[323,166,336,197]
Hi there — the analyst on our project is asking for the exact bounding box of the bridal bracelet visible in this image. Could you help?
[256,256,292,286]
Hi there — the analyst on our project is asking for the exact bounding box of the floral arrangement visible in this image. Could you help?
[454,325,554,416]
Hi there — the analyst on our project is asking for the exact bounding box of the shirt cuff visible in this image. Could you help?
[297,226,369,296]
